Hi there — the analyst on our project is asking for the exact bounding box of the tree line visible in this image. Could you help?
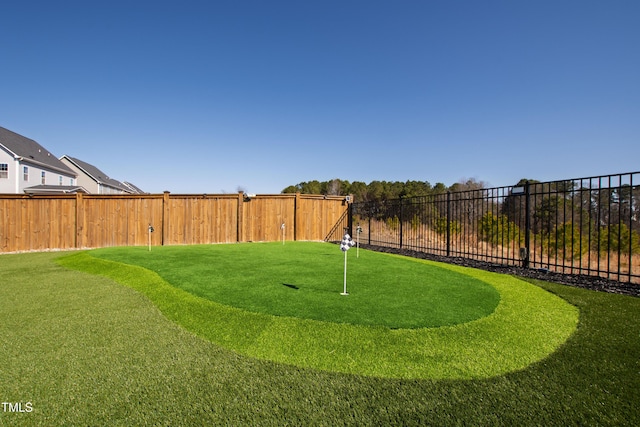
[281,178,488,202]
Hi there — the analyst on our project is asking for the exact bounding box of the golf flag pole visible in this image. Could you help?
[281,222,285,245]
[340,233,355,295]
[343,249,348,294]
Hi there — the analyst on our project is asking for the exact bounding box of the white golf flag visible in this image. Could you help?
[340,233,356,252]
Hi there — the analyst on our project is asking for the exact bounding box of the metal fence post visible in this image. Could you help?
[347,199,353,237]
[446,192,451,257]
[399,197,404,249]
[368,204,371,245]
[523,181,531,268]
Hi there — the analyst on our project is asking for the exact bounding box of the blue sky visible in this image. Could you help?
[2,0,638,194]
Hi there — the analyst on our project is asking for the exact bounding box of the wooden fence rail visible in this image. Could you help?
[0,192,350,253]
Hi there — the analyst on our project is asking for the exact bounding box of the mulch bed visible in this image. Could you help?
[358,244,640,298]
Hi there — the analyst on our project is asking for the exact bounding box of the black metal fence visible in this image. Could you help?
[349,172,640,284]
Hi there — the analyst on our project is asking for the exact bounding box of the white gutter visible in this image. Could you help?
[18,156,77,177]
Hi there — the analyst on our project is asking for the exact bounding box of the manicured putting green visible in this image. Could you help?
[59,242,579,379]
[89,242,500,329]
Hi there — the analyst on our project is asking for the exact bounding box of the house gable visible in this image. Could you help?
[0,127,76,176]
[0,126,77,194]
[60,155,134,194]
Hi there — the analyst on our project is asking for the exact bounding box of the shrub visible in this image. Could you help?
[596,223,640,255]
[411,214,421,231]
[544,222,588,260]
[386,215,400,231]
[434,216,461,235]
[478,212,522,246]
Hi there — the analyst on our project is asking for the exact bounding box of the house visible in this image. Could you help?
[121,181,146,194]
[59,155,143,195]
[0,126,84,194]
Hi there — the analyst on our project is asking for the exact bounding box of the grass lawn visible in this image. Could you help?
[0,243,638,425]
[62,242,577,379]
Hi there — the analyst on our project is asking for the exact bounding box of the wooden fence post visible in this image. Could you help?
[162,191,170,246]
[294,192,301,241]
[237,191,244,242]
[75,192,84,249]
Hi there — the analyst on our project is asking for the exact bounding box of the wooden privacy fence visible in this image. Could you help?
[0,192,350,253]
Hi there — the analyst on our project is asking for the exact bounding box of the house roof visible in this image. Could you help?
[24,185,88,194]
[0,126,76,176]
[122,181,146,194]
[60,155,133,193]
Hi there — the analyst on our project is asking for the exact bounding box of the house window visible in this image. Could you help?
[41,171,46,184]
[23,166,29,181]
[0,164,7,179]
[59,176,63,185]
[70,178,74,186]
